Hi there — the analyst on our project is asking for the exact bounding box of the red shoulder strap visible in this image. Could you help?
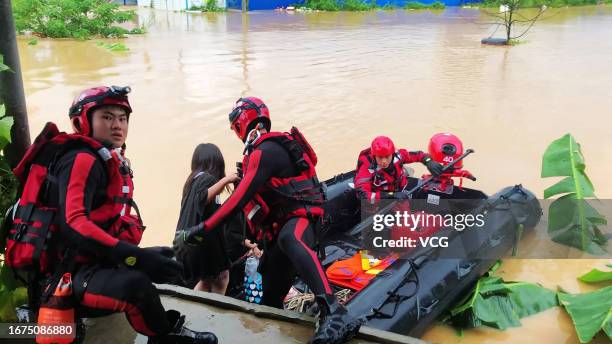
[289,127,317,166]
[13,122,62,184]
[13,122,106,185]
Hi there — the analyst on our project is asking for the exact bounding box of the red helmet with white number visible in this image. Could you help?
[428,133,464,168]
[228,97,271,142]
[68,86,132,136]
[371,136,395,157]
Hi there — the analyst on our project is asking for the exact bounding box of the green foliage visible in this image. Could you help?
[404,1,444,9]
[0,273,28,321]
[0,107,18,224]
[480,0,602,7]
[343,0,373,10]
[446,262,612,342]
[405,1,428,8]
[304,0,381,11]
[300,0,446,11]
[129,27,147,35]
[578,267,612,284]
[0,155,18,252]
[0,56,11,74]
[96,41,129,52]
[558,287,612,343]
[12,0,135,39]
[0,107,14,150]
[305,0,341,11]
[27,39,38,46]
[1,244,26,319]
[0,117,18,252]
[380,3,397,9]
[189,0,226,12]
[446,275,558,330]
[0,57,24,321]
[489,259,502,273]
[541,134,608,255]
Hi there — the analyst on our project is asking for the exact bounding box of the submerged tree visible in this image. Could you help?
[482,0,547,45]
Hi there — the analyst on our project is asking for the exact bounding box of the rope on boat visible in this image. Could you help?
[284,288,353,313]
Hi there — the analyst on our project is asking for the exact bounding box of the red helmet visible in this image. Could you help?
[428,133,464,168]
[69,86,132,136]
[371,136,395,157]
[228,97,271,142]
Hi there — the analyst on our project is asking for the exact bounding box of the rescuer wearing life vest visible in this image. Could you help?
[7,86,217,344]
[354,136,444,203]
[176,97,362,344]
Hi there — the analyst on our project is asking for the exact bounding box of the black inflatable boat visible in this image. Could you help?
[298,170,543,337]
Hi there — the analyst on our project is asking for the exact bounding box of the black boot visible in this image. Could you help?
[148,310,218,344]
[309,294,362,344]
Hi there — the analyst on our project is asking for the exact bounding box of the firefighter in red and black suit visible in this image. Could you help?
[18,86,217,344]
[176,97,362,344]
[354,136,443,202]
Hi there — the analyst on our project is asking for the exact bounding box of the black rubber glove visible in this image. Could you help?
[114,242,183,284]
[423,156,444,176]
[148,246,176,258]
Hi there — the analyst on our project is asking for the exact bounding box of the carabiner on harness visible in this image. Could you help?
[372,173,388,187]
[243,126,263,155]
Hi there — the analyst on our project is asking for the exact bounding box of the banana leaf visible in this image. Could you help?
[541,133,608,255]
[558,286,612,343]
[447,276,558,330]
[0,105,13,150]
[578,268,612,284]
[0,55,10,73]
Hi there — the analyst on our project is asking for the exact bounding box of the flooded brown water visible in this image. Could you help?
[17,5,612,343]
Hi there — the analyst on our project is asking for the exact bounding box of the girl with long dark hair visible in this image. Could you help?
[174,143,239,294]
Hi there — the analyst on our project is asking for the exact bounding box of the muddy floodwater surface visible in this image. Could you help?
[18,5,612,343]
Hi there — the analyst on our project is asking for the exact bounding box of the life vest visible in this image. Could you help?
[326,251,399,291]
[356,148,407,192]
[4,122,144,274]
[242,127,325,241]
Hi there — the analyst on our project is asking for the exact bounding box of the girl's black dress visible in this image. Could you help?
[175,172,231,288]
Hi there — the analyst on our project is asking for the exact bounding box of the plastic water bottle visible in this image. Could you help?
[243,256,263,304]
